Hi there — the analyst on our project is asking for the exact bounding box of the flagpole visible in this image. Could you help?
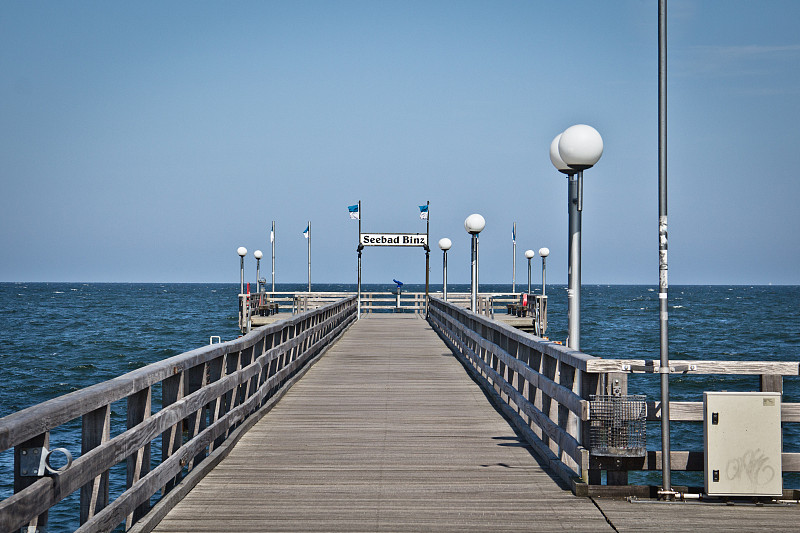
[271,220,275,293]
[358,200,362,319]
[512,222,517,293]
[307,220,311,292]
[425,200,430,305]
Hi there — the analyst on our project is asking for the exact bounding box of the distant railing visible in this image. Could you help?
[0,297,357,533]
[427,296,800,497]
[239,291,543,331]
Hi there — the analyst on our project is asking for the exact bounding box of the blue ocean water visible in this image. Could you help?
[0,283,798,530]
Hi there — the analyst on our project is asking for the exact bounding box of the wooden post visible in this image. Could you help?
[126,388,152,526]
[81,405,110,523]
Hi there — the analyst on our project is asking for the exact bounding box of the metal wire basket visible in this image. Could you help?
[589,395,647,457]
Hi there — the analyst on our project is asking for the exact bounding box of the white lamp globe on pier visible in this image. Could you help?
[538,247,550,296]
[524,249,535,294]
[464,214,486,312]
[550,124,603,350]
[254,250,263,293]
[438,238,452,302]
[237,247,248,295]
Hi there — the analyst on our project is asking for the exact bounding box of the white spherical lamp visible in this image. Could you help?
[464,214,486,235]
[237,246,247,257]
[549,134,572,174]
[558,124,603,170]
[538,247,550,258]
[438,238,452,251]
[524,249,535,260]
[254,250,263,260]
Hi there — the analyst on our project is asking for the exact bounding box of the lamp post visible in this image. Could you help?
[237,247,247,295]
[524,249,535,294]
[538,247,550,296]
[464,214,485,312]
[254,250,263,293]
[550,124,603,351]
[439,238,452,301]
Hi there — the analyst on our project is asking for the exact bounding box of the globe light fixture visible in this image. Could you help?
[550,125,603,350]
[464,214,485,311]
[538,247,550,296]
[438,238,452,301]
[524,249,535,294]
[254,250,263,293]
[237,247,247,295]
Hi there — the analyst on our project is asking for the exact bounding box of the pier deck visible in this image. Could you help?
[152,316,798,532]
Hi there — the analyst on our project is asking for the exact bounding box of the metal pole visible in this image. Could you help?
[527,258,531,294]
[358,200,362,319]
[357,248,362,319]
[470,234,477,311]
[512,222,516,293]
[542,256,547,296]
[658,0,673,497]
[239,256,245,296]
[307,220,311,293]
[256,258,261,294]
[567,171,581,350]
[271,221,275,293]
[442,249,448,301]
[425,201,430,300]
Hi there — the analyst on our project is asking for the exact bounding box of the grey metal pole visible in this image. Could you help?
[542,256,547,296]
[357,248,362,319]
[512,222,516,293]
[527,257,532,295]
[470,234,477,311]
[658,0,673,497]
[239,256,245,296]
[256,258,261,294]
[358,201,361,318]
[307,220,311,293]
[271,221,275,293]
[442,249,448,301]
[567,171,582,350]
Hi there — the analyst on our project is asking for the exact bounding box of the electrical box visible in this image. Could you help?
[704,391,782,497]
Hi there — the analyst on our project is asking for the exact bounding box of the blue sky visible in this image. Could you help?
[2,1,799,285]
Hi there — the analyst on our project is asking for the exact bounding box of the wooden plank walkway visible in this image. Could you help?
[152,315,799,532]
[152,315,609,532]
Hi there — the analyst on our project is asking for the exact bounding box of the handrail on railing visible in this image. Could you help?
[426,296,800,497]
[0,296,357,533]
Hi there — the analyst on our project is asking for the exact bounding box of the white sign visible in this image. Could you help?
[360,233,428,247]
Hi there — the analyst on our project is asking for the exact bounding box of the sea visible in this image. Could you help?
[0,282,798,531]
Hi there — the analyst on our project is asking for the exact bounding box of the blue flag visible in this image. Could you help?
[348,204,359,220]
[419,205,428,220]
[303,225,309,239]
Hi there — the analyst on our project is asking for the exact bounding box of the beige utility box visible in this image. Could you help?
[704,391,782,497]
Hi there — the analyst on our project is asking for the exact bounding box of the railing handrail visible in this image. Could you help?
[1,296,357,533]
[0,300,351,453]
[426,295,800,496]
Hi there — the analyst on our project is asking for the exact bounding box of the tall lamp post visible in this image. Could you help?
[254,250,263,293]
[550,124,603,351]
[237,247,247,295]
[464,214,485,312]
[524,249,535,294]
[538,247,550,296]
[439,238,452,301]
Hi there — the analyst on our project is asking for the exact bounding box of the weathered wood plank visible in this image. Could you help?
[150,317,611,533]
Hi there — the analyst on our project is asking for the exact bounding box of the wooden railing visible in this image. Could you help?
[0,296,357,533]
[239,291,537,330]
[427,296,800,497]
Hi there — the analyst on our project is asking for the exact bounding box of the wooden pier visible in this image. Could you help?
[147,316,799,532]
[2,296,799,532]
[150,315,608,532]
